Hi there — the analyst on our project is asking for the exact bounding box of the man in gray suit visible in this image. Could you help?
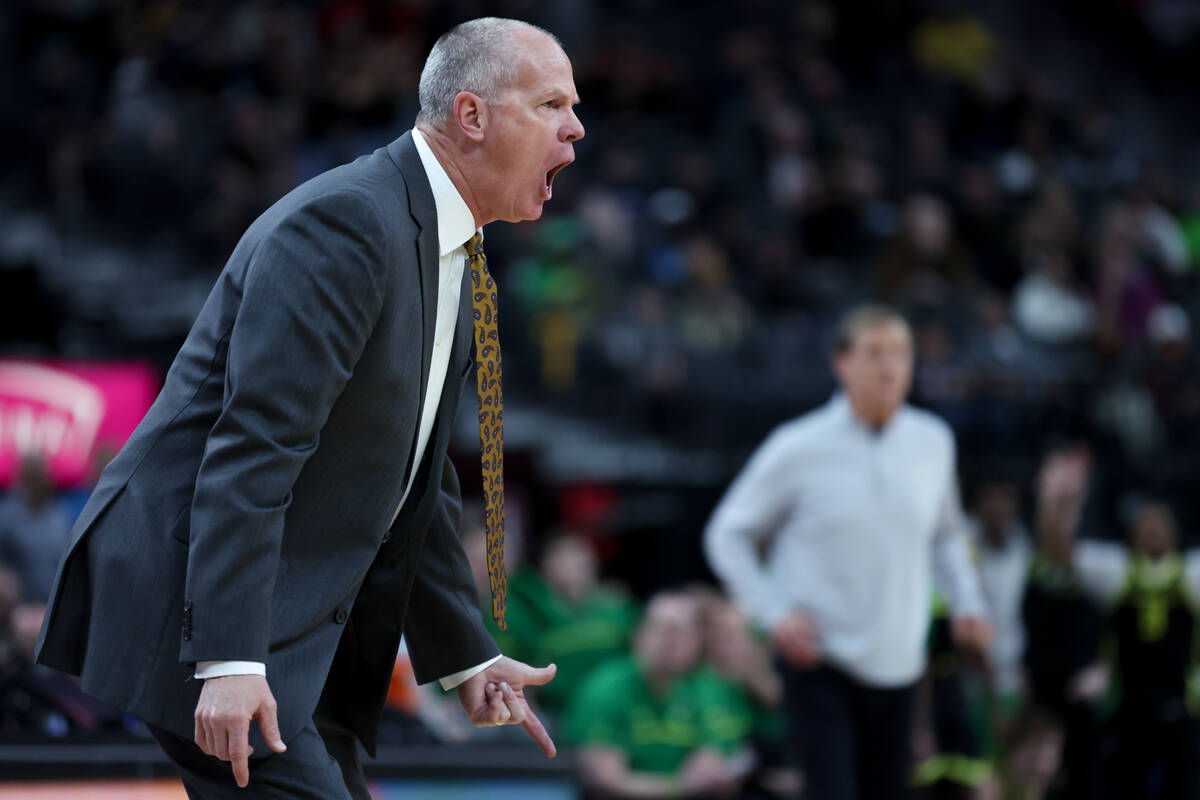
[35,17,584,799]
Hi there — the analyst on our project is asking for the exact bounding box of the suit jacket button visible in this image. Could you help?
[381,531,392,544]
[334,608,348,625]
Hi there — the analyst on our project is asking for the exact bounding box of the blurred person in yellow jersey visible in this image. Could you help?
[705,304,991,800]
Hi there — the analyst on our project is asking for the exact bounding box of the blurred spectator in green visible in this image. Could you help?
[570,591,749,799]
[695,591,799,799]
[509,217,596,396]
[503,529,639,716]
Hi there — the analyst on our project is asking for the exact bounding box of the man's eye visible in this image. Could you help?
[543,101,558,108]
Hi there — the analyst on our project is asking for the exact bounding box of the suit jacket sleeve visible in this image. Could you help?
[404,454,501,684]
[180,190,391,665]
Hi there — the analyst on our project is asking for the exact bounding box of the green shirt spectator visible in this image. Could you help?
[503,565,640,711]
[571,592,748,798]
[569,655,740,773]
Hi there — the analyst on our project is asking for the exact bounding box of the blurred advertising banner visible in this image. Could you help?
[0,359,159,489]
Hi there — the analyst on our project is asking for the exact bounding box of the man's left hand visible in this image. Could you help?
[951,615,993,653]
[457,657,557,757]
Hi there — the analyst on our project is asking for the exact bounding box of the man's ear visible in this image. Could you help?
[830,352,847,383]
[452,91,487,143]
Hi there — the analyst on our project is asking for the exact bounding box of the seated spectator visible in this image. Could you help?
[569,591,749,799]
[503,529,641,716]
[1140,304,1200,446]
[1011,247,1095,347]
[876,193,974,307]
[0,454,71,603]
[696,592,799,799]
[1005,708,1066,800]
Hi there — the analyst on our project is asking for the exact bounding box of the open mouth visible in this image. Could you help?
[545,161,570,196]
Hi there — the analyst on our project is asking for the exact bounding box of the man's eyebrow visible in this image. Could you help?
[542,88,581,105]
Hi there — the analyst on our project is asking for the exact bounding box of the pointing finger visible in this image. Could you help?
[521,705,557,758]
[228,723,252,789]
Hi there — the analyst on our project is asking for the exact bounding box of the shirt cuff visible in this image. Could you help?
[194,661,267,680]
[438,655,502,691]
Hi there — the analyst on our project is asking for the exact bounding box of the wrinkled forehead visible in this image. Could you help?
[507,35,577,95]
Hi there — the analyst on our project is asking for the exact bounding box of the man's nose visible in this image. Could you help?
[562,110,585,143]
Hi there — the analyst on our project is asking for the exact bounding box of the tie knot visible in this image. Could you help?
[466,232,485,258]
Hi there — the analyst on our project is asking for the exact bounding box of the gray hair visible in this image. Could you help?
[416,17,559,126]
[832,303,911,354]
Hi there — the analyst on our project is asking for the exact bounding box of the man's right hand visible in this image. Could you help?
[194,674,287,788]
[772,610,821,669]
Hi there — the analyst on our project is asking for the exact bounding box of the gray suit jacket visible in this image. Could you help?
[35,132,499,755]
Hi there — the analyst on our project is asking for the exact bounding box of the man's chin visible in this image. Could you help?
[515,203,546,222]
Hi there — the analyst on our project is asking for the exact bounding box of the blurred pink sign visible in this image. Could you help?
[0,359,159,489]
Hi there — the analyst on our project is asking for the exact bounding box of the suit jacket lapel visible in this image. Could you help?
[441,262,476,435]
[390,131,440,484]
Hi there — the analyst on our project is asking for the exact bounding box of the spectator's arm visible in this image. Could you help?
[703,429,799,631]
[577,747,686,799]
[740,654,783,708]
[1072,540,1128,606]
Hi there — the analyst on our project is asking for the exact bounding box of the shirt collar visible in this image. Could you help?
[828,391,904,437]
[411,128,480,256]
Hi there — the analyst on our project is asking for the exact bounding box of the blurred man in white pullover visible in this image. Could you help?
[705,304,991,800]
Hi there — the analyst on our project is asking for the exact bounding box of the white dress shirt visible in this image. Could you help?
[704,394,986,688]
[197,129,500,689]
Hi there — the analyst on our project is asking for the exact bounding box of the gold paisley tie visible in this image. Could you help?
[466,232,507,631]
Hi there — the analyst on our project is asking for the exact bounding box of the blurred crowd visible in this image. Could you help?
[6,0,1200,798]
